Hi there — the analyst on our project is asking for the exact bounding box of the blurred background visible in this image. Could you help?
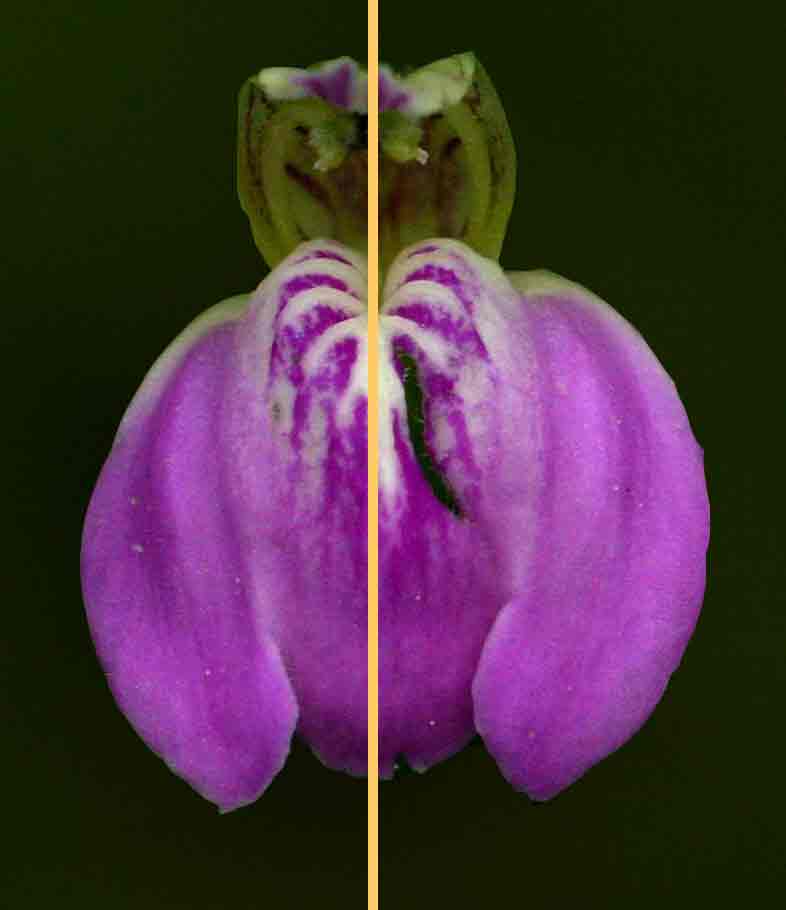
[2,1,784,906]
[380,4,785,906]
[2,3,366,907]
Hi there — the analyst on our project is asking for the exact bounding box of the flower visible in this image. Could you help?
[81,54,709,811]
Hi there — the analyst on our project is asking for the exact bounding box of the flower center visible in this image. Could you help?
[257,238,504,520]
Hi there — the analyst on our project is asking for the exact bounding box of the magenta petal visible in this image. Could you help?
[379,242,707,793]
[81,298,298,811]
[472,271,709,800]
[254,243,369,775]
[378,244,515,774]
[379,424,506,774]
[82,240,370,807]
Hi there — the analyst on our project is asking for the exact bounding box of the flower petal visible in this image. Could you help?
[82,240,370,806]
[81,296,298,811]
[378,242,526,774]
[252,243,369,776]
[472,270,709,800]
[378,420,507,774]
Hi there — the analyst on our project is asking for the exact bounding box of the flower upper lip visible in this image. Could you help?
[256,54,476,117]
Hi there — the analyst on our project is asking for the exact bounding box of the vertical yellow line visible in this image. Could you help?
[367,4,380,910]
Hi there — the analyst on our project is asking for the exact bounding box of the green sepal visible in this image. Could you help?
[237,77,367,269]
[379,55,516,277]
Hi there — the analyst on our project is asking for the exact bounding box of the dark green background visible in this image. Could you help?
[3,1,783,906]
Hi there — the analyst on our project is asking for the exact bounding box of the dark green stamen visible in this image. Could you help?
[397,351,463,518]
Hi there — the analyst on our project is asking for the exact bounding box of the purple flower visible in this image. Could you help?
[81,54,708,811]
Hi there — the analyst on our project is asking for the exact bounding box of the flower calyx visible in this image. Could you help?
[237,54,517,283]
[379,53,517,278]
[238,58,369,269]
